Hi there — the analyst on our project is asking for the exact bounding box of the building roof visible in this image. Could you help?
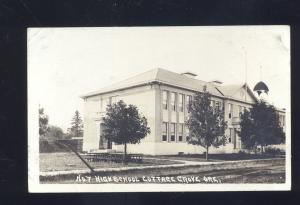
[80,68,255,102]
[81,68,159,97]
[218,84,245,96]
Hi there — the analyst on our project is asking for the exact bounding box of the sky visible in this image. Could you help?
[28,26,290,132]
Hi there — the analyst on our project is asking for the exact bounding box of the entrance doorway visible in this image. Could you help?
[230,128,237,149]
[99,123,112,149]
[233,128,236,149]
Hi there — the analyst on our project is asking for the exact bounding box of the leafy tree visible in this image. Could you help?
[102,100,150,164]
[39,107,49,137]
[40,125,72,152]
[238,109,255,149]
[46,125,65,140]
[185,87,227,161]
[63,132,74,140]
[69,110,83,138]
[239,101,285,153]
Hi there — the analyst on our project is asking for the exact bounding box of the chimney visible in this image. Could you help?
[209,80,223,86]
[181,71,197,79]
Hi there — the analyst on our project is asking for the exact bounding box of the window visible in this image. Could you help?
[110,96,117,105]
[210,100,215,109]
[170,123,176,141]
[228,128,232,143]
[219,101,223,110]
[162,122,168,141]
[101,98,110,111]
[170,92,176,111]
[228,103,233,119]
[178,124,183,142]
[186,95,192,112]
[233,128,237,149]
[280,115,285,127]
[178,94,184,112]
[162,91,168,110]
[239,105,242,117]
[186,127,190,141]
[279,115,282,127]
[215,101,220,110]
[101,99,106,111]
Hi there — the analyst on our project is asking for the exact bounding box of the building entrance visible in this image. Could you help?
[99,123,112,149]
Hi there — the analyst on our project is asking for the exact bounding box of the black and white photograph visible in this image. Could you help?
[27,26,291,192]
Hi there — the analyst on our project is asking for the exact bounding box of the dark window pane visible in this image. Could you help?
[178,135,183,141]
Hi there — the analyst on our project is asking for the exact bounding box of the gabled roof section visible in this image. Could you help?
[219,84,244,97]
[219,83,258,103]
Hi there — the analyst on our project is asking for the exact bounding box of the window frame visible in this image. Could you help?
[170,92,176,111]
[162,90,168,110]
[186,95,192,112]
[215,101,220,111]
[162,122,168,142]
[239,105,242,117]
[178,93,184,112]
[101,98,110,112]
[170,123,176,142]
[178,123,183,142]
[228,128,232,143]
[185,126,190,141]
[228,103,233,119]
[211,100,215,110]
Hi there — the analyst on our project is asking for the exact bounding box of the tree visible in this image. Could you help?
[46,125,65,140]
[69,110,83,138]
[39,106,49,137]
[238,109,255,150]
[185,87,227,161]
[102,100,150,164]
[239,101,285,153]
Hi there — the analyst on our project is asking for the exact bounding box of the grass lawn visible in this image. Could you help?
[168,164,285,183]
[41,158,285,184]
[150,153,285,162]
[40,152,182,172]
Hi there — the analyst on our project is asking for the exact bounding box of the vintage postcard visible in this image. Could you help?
[28,26,291,192]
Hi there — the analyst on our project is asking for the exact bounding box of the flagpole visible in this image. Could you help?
[242,46,247,102]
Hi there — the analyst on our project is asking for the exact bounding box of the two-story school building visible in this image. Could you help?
[80,68,286,155]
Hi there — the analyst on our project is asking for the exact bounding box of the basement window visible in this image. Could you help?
[170,123,176,141]
[178,124,183,142]
[162,122,168,141]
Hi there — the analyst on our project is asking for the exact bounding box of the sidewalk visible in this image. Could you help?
[40,157,283,177]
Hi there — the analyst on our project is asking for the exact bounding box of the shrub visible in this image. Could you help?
[39,139,54,153]
[238,150,247,155]
[39,138,72,153]
[265,147,283,155]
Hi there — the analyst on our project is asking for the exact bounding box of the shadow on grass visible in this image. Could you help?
[146,153,285,162]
